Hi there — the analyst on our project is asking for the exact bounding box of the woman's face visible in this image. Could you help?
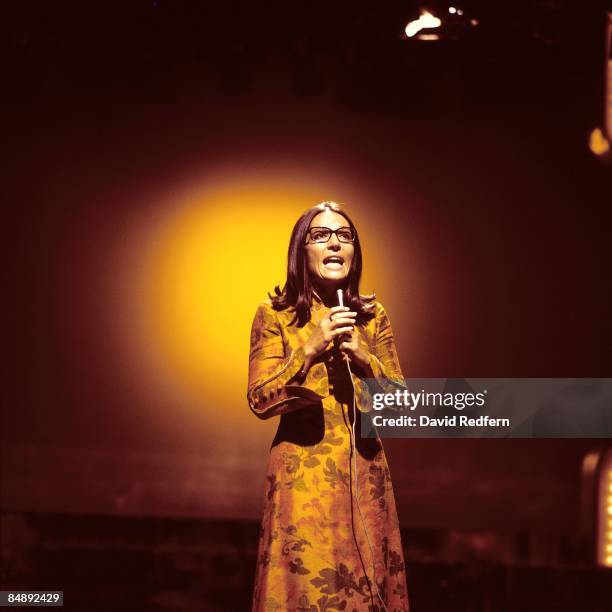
[304,209,355,288]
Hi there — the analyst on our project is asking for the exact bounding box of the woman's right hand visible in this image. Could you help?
[303,306,357,363]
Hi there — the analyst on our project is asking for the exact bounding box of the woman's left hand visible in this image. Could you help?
[338,331,372,374]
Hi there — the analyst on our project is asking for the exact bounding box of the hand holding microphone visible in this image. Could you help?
[303,293,356,363]
[335,289,371,372]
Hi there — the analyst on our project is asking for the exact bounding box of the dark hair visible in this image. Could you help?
[269,201,376,327]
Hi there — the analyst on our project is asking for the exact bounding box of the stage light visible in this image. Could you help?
[600,452,612,567]
[448,7,457,14]
[588,13,611,161]
[405,10,442,38]
[589,128,610,156]
[584,446,612,568]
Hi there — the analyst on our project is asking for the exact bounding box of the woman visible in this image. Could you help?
[247,201,409,612]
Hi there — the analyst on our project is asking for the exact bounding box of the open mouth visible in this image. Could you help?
[323,256,344,268]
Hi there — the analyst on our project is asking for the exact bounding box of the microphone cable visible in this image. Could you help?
[336,290,389,612]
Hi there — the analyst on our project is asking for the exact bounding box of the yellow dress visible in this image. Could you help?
[247,298,409,612]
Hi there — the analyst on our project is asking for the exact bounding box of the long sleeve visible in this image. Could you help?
[353,302,407,413]
[247,302,328,419]
[368,302,406,390]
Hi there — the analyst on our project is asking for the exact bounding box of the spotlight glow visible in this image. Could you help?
[107,167,421,439]
[405,11,442,38]
[116,182,315,415]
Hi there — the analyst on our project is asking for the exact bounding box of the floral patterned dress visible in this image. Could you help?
[247,298,409,612]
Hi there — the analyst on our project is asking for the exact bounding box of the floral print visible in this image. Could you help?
[248,300,409,611]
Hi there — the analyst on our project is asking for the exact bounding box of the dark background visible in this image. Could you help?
[3,1,612,610]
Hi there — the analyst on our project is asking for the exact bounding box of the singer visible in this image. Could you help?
[247,201,409,611]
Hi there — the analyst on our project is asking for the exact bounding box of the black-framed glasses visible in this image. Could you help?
[306,226,356,244]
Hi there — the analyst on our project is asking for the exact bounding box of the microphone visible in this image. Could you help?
[336,289,349,358]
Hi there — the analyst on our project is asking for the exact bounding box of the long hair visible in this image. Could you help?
[269,201,376,327]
